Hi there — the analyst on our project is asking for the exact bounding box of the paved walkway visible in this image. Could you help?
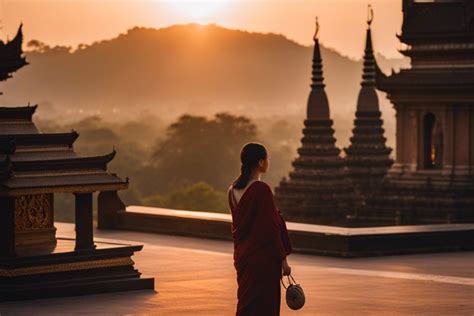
[0,223,473,315]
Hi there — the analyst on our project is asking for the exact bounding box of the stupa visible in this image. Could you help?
[274,19,358,226]
[343,7,393,198]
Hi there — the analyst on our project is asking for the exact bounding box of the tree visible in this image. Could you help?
[151,112,258,192]
[142,182,228,213]
[27,40,50,53]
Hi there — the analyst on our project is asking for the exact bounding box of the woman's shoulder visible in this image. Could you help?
[251,180,272,193]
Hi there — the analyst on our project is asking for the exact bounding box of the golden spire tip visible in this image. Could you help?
[367,4,374,26]
[313,16,319,41]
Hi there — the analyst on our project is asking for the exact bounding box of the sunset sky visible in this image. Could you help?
[2,0,403,59]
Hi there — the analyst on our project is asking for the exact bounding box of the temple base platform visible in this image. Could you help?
[0,238,154,302]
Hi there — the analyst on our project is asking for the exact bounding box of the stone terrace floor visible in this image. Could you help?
[0,223,473,315]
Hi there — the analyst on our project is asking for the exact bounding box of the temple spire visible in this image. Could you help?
[307,17,330,120]
[275,17,358,226]
[362,5,375,87]
[344,5,393,199]
[356,5,379,112]
[310,17,324,88]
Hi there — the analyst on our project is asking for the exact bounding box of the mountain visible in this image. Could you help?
[1,23,408,147]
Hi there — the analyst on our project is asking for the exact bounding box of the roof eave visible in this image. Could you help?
[0,181,129,196]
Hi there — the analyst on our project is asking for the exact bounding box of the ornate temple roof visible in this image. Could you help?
[0,105,128,195]
[377,1,474,96]
[377,69,474,91]
[0,24,28,82]
[395,0,474,68]
[0,104,37,120]
[400,0,474,44]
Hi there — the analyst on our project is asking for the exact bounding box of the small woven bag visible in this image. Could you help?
[281,274,305,310]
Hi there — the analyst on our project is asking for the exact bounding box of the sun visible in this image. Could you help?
[166,0,230,24]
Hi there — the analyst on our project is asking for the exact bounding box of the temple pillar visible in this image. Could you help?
[98,190,125,229]
[441,107,451,175]
[417,110,425,170]
[454,105,470,175]
[0,196,16,257]
[403,106,412,169]
[470,107,474,172]
[74,192,95,251]
[396,105,404,165]
[408,108,418,171]
[443,107,456,174]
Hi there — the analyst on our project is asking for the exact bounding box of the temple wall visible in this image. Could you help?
[392,103,472,173]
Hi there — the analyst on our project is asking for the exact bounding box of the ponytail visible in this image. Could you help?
[232,143,267,189]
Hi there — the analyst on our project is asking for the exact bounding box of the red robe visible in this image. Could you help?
[228,181,292,316]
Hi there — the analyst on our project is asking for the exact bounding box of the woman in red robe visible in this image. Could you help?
[228,143,292,316]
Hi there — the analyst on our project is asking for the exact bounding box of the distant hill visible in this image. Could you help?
[1,23,408,147]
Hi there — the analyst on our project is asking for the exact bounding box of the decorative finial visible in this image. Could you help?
[367,4,374,27]
[313,16,319,41]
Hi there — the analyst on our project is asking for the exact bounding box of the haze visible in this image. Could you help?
[2,0,402,59]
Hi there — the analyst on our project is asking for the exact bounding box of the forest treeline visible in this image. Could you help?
[37,112,301,222]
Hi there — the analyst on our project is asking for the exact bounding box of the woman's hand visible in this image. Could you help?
[282,257,292,276]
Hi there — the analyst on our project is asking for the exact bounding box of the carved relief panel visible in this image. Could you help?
[15,194,54,232]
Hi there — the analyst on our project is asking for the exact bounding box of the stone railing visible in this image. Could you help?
[97,196,474,257]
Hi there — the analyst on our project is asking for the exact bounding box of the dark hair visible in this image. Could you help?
[232,142,267,189]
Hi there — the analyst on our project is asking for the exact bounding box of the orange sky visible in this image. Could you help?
[2,0,403,59]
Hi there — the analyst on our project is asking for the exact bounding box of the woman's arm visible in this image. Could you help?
[277,209,293,256]
[257,183,292,263]
[277,209,292,276]
[282,257,292,276]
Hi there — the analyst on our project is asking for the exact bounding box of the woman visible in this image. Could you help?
[228,142,293,316]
